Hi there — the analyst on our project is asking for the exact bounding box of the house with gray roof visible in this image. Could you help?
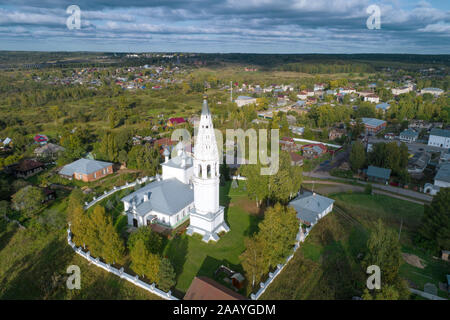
[361,118,387,135]
[424,162,450,195]
[289,190,334,226]
[59,158,113,182]
[400,128,419,143]
[364,165,391,184]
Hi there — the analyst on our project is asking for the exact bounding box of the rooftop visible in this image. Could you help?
[59,158,112,176]
[366,165,391,180]
[289,190,334,225]
[435,163,450,184]
[362,118,386,128]
[184,276,246,300]
[430,128,450,139]
[121,178,193,216]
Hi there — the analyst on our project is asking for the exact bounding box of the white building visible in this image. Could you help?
[289,191,334,226]
[121,143,194,229]
[424,163,450,195]
[428,128,450,149]
[186,97,230,242]
[392,84,413,96]
[421,87,444,96]
[235,96,257,107]
[364,94,380,103]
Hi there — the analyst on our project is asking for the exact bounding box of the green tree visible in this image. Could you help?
[417,188,450,253]
[350,141,366,173]
[240,234,268,288]
[258,203,299,268]
[127,226,163,254]
[11,185,45,216]
[129,238,160,282]
[157,258,176,291]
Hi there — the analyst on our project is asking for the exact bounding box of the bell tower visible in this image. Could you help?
[187,96,230,242]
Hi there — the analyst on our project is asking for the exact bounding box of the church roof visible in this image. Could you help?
[202,97,210,115]
[162,153,193,169]
[121,178,193,216]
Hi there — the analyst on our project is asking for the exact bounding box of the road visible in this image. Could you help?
[303,171,433,203]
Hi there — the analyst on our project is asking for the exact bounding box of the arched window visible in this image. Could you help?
[207,164,211,178]
[198,164,202,178]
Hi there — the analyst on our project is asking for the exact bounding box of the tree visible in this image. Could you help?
[362,219,408,300]
[417,188,450,253]
[157,258,176,291]
[350,141,366,173]
[129,238,160,282]
[67,189,88,247]
[258,203,299,268]
[11,185,45,216]
[127,226,163,255]
[240,234,267,288]
[85,205,124,263]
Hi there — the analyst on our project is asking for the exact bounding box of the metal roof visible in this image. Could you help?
[435,163,450,184]
[430,128,450,139]
[59,158,112,176]
[362,118,386,128]
[366,165,391,180]
[289,191,334,224]
[121,178,193,216]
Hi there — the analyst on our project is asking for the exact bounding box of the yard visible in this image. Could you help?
[260,191,449,300]
[164,180,261,297]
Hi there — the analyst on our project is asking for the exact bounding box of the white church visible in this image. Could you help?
[121,97,230,242]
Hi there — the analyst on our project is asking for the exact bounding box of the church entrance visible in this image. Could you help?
[133,218,138,227]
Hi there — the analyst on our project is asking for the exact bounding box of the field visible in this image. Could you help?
[260,192,449,300]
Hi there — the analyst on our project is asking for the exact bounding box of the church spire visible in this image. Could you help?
[201,94,210,115]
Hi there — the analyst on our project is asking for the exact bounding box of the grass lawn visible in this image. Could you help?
[0,216,161,299]
[164,180,261,297]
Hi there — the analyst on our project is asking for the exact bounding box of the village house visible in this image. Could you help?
[328,128,346,141]
[424,163,450,195]
[364,94,380,104]
[234,96,257,107]
[364,165,391,184]
[391,85,413,95]
[280,137,301,152]
[59,158,113,182]
[407,152,430,175]
[361,118,387,135]
[376,102,390,113]
[34,143,65,159]
[167,117,186,127]
[301,143,327,158]
[289,152,304,166]
[289,190,334,226]
[400,128,419,143]
[10,159,45,179]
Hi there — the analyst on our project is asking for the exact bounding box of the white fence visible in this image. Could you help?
[66,227,178,300]
[250,223,314,300]
[84,175,157,210]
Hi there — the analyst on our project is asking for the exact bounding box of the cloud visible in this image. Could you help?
[0,0,448,53]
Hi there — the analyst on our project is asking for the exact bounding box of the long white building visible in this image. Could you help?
[428,128,450,149]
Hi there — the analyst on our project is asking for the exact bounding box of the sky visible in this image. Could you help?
[0,0,449,54]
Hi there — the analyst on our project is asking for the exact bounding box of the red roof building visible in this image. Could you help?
[184,277,246,300]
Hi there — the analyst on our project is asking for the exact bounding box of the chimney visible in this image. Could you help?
[143,193,149,202]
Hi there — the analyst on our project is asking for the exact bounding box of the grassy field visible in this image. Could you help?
[164,180,261,297]
[0,212,161,299]
[260,192,449,300]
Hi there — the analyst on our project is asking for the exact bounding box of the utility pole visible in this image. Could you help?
[398,217,403,241]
